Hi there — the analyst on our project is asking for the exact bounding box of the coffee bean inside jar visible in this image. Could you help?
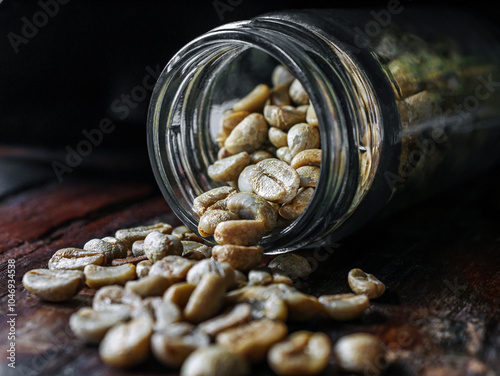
[192,73,320,246]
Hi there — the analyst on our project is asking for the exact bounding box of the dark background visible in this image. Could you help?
[0,0,499,179]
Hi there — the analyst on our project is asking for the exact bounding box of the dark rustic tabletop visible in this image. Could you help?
[0,152,499,376]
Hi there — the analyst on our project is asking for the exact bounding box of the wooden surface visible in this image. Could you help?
[0,155,499,376]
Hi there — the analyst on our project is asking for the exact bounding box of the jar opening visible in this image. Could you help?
[148,21,377,252]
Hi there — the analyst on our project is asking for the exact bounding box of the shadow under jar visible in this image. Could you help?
[147,8,500,253]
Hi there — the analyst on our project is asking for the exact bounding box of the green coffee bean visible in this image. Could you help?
[212,244,264,272]
[144,231,183,262]
[318,293,370,320]
[115,222,173,249]
[224,113,269,154]
[48,248,106,271]
[289,79,309,105]
[22,268,84,302]
[99,316,153,368]
[268,331,331,375]
[180,345,250,376]
[84,238,127,264]
[152,323,210,368]
[84,263,136,289]
[184,273,227,324]
[348,268,386,299]
[232,84,271,113]
[287,123,320,158]
[69,307,128,344]
[333,333,385,374]
[216,319,288,362]
[208,151,250,182]
[272,65,295,87]
[249,159,300,204]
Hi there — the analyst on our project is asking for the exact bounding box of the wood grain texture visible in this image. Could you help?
[0,160,499,376]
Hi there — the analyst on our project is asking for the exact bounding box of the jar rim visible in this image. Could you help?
[147,16,382,253]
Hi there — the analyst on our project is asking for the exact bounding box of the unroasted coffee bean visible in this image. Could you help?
[204,189,239,212]
[272,272,294,286]
[233,84,271,113]
[287,123,320,158]
[152,323,210,368]
[296,166,320,187]
[276,146,293,164]
[208,151,250,182]
[69,307,128,344]
[279,188,315,221]
[153,299,183,330]
[131,240,145,257]
[227,284,320,321]
[268,331,331,375]
[272,65,295,88]
[212,244,263,271]
[184,273,227,323]
[221,110,250,138]
[193,187,237,217]
[248,269,273,286]
[172,225,204,242]
[263,294,288,321]
[198,303,252,337]
[144,231,183,262]
[319,293,370,320]
[224,113,269,154]
[216,319,288,362]
[270,84,292,106]
[132,296,159,321]
[264,105,307,131]
[102,236,129,257]
[115,222,173,249]
[249,150,274,164]
[99,316,153,368]
[249,159,300,204]
[273,286,320,321]
[268,127,288,148]
[136,260,152,278]
[48,248,106,271]
[163,282,196,308]
[289,79,309,105]
[186,258,234,287]
[238,165,257,193]
[125,274,171,297]
[268,253,312,280]
[290,149,322,169]
[22,268,84,302]
[83,263,136,289]
[92,285,142,314]
[306,103,318,126]
[181,345,250,376]
[333,333,385,374]
[226,192,277,231]
[348,268,386,299]
[149,255,195,282]
[84,238,127,264]
[198,209,239,237]
[214,220,267,246]
[181,240,212,260]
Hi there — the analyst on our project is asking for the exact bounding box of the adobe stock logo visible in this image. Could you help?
[353,0,405,50]
[6,0,71,54]
[213,0,243,21]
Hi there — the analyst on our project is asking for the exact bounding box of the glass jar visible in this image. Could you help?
[147,7,500,253]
